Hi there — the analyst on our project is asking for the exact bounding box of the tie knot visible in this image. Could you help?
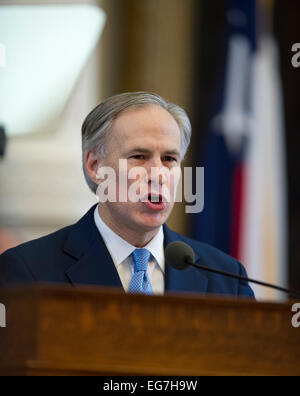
[132,248,151,272]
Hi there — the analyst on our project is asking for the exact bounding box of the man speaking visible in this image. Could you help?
[0,92,254,297]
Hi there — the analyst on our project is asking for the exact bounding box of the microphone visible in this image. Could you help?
[165,241,300,299]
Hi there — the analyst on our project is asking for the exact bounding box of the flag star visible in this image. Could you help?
[212,111,251,154]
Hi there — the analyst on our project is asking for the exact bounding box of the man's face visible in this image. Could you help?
[97,104,182,233]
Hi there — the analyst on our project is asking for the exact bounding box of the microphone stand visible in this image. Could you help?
[187,259,300,299]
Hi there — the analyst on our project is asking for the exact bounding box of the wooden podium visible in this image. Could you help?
[0,284,299,376]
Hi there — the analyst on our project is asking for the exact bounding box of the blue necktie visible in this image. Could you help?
[129,248,153,294]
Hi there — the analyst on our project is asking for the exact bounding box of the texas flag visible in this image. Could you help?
[193,0,287,300]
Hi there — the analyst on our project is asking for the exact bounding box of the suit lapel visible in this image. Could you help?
[163,224,208,294]
[63,205,123,289]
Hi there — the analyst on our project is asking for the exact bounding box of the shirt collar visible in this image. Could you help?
[94,205,164,271]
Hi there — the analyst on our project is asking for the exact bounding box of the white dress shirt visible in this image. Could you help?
[94,205,165,295]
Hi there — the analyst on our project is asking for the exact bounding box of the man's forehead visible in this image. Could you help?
[105,104,182,155]
[119,130,181,152]
[111,104,179,131]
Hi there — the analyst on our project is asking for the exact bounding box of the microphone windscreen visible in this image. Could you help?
[165,241,195,270]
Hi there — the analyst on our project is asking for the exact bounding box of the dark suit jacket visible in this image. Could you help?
[0,205,254,297]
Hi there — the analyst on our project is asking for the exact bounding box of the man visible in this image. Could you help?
[0,92,254,297]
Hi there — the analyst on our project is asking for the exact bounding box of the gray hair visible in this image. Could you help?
[82,91,192,194]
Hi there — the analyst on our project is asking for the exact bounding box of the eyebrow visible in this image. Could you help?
[125,147,181,157]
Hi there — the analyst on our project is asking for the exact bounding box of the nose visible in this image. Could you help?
[146,157,167,186]
[148,155,163,169]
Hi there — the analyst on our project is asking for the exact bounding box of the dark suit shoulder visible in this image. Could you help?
[165,228,254,297]
[4,224,73,257]
[167,229,241,273]
[0,224,74,285]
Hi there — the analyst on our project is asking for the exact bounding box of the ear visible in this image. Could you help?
[85,150,102,186]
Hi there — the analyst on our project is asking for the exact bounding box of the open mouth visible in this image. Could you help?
[146,193,166,211]
[148,193,162,204]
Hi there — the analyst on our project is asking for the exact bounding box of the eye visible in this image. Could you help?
[163,156,177,162]
[130,155,145,160]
